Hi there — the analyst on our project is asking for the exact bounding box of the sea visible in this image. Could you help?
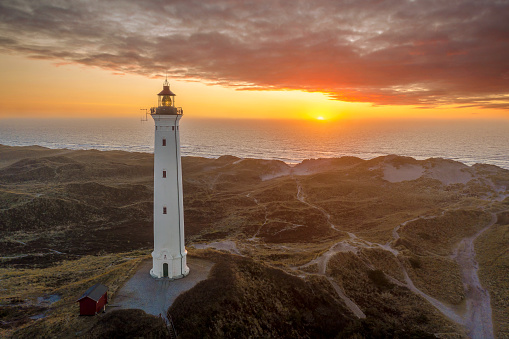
[0,118,508,169]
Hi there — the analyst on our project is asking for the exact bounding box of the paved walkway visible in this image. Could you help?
[110,258,214,318]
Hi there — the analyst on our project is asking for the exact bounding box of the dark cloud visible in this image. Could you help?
[1,0,509,108]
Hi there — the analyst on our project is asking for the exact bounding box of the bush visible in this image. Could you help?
[367,269,394,290]
[409,257,422,269]
[86,309,169,338]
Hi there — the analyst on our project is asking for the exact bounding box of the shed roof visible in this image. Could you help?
[77,283,108,302]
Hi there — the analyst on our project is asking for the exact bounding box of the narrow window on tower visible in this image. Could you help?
[162,170,166,178]
[162,138,166,146]
[163,206,167,214]
[172,126,175,131]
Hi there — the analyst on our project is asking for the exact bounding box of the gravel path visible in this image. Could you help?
[110,258,214,319]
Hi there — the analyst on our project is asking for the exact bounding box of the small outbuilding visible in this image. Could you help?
[77,283,108,316]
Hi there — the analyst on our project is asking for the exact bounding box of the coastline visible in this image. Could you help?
[1,117,508,169]
[1,143,509,171]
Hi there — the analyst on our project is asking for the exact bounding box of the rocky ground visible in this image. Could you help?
[1,144,508,338]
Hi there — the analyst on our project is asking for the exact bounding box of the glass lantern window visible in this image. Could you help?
[160,95,172,107]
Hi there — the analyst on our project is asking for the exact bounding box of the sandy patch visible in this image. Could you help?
[425,161,473,185]
[193,240,241,255]
[292,159,335,175]
[383,159,475,185]
[383,164,425,183]
[260,167,291,181]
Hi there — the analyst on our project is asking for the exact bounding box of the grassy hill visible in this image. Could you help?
[1,145,508,337]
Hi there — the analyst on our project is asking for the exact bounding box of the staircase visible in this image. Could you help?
[163,313,178,339]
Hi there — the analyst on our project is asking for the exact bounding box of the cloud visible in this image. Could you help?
[1,0,509,108]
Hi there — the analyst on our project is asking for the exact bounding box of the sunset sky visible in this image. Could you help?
[1,0,508,120]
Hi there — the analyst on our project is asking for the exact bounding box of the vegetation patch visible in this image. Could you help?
[0,251,148,338]
[475,222,509,338]
[85,309,169,338]
[1,146,507,337]
[169,251,354,338]
[367,269,394,290]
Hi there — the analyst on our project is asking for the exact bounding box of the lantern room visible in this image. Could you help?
[158,78,175,107]
[152,78,183,115]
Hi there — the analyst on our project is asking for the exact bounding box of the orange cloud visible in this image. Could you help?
[1,0,508,109]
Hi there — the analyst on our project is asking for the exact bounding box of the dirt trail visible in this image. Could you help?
[246,193,269,241]
[301,242,359,275]
[327,278,366,319]
[294,178,340,232]
[298,241,366,319]
[400,267,464,324]
[390,212,498,338]
[293,178,367,318]
[294,177,501,337]
[449,213,497,339]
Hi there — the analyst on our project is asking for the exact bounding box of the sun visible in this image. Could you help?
[317,116,325,120]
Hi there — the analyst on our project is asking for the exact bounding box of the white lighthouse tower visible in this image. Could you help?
[149,79,189,279]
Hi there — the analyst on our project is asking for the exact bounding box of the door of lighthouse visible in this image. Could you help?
[163,263,169,277]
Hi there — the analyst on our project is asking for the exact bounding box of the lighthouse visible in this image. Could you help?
[149,79,189,279]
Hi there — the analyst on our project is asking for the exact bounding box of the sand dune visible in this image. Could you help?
[2,145,508,338]
[383,163,425,183]
[383,158,475,185]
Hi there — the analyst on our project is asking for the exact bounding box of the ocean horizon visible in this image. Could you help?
[1,117,508,169]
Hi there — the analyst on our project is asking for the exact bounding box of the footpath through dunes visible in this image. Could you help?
[307,160,508,338]
[185,154,509,337]
[1,145,509,338]
[167,250,357,339]
[290,167,507,338]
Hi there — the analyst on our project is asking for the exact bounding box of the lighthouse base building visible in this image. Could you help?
[149,79,189,279]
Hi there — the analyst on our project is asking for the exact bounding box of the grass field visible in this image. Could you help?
[1,144,508,337]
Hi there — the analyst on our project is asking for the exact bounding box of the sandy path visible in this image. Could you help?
[246,193,269,241]
[298,241,366,319]
[400,267,464,324]
[327,278,366,319]
[294,179,366,318]
[294,178,340,232]
[295,175,499,337]
[301,242,359,275]
[392,212,498,338]
[449,213,497,339]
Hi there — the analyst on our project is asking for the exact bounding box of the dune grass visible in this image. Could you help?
[0,251,148,338]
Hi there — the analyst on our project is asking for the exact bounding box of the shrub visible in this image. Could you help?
[367,269,394,290]
[409,257,422,269]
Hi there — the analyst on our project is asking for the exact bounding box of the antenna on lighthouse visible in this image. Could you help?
[140,108,149,122]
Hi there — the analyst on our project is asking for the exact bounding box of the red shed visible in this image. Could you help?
[77,283,108,316]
